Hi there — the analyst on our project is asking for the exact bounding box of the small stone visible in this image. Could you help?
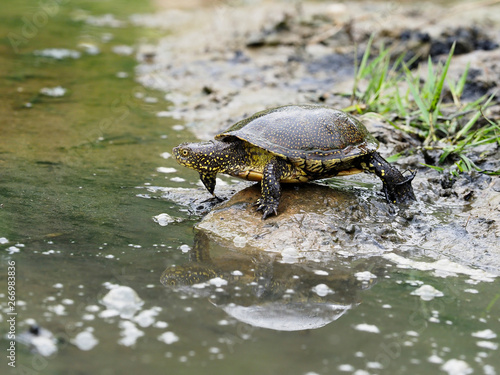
[492,179,500,192]
[344,224,356,234]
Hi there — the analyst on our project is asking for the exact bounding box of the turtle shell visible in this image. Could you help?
[215,105,379,165]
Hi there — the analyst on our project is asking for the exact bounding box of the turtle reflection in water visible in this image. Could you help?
[161,232,379,331]
[173,105,416,219]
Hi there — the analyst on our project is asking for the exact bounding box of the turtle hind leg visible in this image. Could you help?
[366,152,416,204]
[254,157,289,219]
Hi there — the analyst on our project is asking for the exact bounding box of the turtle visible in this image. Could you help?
[173,104,416,219]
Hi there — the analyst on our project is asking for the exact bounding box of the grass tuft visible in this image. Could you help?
[346,39,499,175]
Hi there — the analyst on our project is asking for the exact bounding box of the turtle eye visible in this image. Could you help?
[181,149,189,157]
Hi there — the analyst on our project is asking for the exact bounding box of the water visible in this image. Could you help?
[1,1,499,374]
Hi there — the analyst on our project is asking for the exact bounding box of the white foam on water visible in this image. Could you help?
[353,323,380,334]
[133,307,161,328]
[34,48,81,59]
[158,331,179,345]
[476,341,498,350]
[156,167,177,174]
[100,286,144,319]
[314,270,329,276]
[411,285,444,301]
[118,321,144,346]
[383,254,496,282]
[441,359,473,375]
[354,271,377,282]
[209,277,228,287]
[72,331,99,351]
[472,329,497,339]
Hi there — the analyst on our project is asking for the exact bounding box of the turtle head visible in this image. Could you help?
[173,141,224,173]
[173,140,234,195]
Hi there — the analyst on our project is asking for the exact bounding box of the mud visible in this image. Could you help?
[136,1,500,273]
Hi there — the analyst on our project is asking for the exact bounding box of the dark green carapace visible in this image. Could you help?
[173,105,416,219]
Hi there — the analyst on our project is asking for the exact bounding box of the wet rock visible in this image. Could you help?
[195,182,409,257]
[180,172,500,273]
[493,178,500,192]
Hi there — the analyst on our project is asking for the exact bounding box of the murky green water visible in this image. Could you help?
[1,1,499,374]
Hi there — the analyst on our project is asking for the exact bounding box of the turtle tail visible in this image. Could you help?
[366,152,416,204]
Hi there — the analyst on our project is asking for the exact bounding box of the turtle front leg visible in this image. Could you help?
[199,172,224,204]
[255,158,288,219]
[200,172,217,196]
[367,152,416,204]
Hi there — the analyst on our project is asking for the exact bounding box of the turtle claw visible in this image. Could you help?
[253,198,279,219]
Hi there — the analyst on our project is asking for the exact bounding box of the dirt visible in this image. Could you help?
[135,1,500,274]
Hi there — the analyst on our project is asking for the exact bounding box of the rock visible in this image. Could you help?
[195,181,405,257]
[493,178,500,192]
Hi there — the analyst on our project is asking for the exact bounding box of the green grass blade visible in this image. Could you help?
[352,35,374,103]
[454,92,496,141]
[439,146,454,164]
[456,62,470,98]
[406,77,430,123]
[447,78,458,105]
[358,34,373,79]
[394,87,406,115]
[420,163,445,172]
[426,55,436,98]
[429,42,455,113]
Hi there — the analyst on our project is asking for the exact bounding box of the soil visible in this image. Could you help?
[135,0,500,274]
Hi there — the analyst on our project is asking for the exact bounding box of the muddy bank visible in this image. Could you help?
[135,0,500,137]
[135,1,500,273]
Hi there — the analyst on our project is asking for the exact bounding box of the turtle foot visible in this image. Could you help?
[253,198,279,219]
[201,195,224,204]
[383,170,417,204]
